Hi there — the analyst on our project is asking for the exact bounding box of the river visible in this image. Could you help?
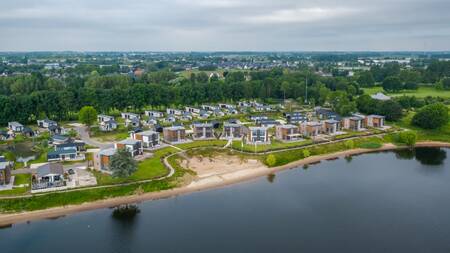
[0,147,449,253]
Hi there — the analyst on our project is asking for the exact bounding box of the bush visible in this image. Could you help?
[344,140,354,149]
[397,131,417,147]
[302,149,310,158]
[265,154,277,167]
[412,103,449,129]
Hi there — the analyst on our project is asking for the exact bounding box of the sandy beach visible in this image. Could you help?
[0,141,449,226]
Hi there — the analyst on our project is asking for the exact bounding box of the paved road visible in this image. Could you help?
[73,124,114,149]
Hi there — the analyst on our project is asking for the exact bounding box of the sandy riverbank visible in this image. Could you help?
[0,141,449,226]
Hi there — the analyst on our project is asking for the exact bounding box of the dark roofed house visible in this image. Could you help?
[48,125,63,135]
[284,112,308,124]
[51,135,70,145]
[315,107,342,121]
[22,127,35,137]
[47,148,78,162]
[0,130,9,141]
[55,141,86,152]
[37,119,57,129]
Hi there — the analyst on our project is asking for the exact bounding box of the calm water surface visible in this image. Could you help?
[1,148,449,253]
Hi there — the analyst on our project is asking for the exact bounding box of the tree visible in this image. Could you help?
[437,77,450,90]
[357,71,375,87]
[403,82,418,90]
[398,131,417,147]
[382,76,403,92]
[378,100,403,121]
[265,154,277,167]
[357,94,378,114]
[78,106,98,127]
[110,148,138,178]
[328,91,356,116]
[412,103,449,129]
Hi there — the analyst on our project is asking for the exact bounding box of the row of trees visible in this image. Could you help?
[0,69,365,125]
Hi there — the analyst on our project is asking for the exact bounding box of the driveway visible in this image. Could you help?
[71,124,114,149]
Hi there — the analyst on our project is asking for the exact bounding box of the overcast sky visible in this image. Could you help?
[1,0,449,51]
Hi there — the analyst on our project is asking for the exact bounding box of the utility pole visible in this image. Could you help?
[304,76,308,104]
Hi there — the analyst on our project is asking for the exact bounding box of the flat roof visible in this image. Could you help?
[118,139,140,145]
[139,130,159,136]
[99,148,116,156]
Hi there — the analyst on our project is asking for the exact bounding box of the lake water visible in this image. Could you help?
[1,148,449,253]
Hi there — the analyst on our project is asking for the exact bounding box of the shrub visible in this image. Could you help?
[398,131,417,147]
[265,154,277,167]
[412,103,449,129]
[344,140,355,149]
[302,149,310,158]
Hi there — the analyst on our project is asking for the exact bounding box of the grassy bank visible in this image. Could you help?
[264,136,387,167]
[394,112,450,142]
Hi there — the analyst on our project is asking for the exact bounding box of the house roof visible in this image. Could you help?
[0,161,12,170]
[48,148,77,156]
[369,114,385,119]
[324,119,339,124]
[98,148,116,156]
[39,118,57,124]
[224,122,242,127]
[371,92,391,101]
[139,130,159,136]
[279,124,297,129]
[8,122,23,127]
[52,135,69,141]
[55,142,85,149]
[193,123,213,128]
[36,163,64,178]
[165,126,185,131]
[22,127,34,134]
[118,139,140,145]
[249,126,268,131]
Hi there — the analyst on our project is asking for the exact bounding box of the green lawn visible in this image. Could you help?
[14,174,31,185]
[264,136,387,167]
[93,147,178,185]
[90,126,130,142]
[0,174,31,196]
[394,112,450,142]
[362,86,450,98]
[175,140,227,150]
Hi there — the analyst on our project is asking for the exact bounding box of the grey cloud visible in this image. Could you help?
[0,0,449,51]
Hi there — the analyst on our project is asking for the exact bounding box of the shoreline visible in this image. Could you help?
[1,141,449,226]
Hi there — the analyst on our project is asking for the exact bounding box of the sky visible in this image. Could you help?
[0,0,449,51]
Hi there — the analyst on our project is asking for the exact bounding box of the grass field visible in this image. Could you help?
[393,112,450,142]
[94,147,178,185]
[362,86,450,98]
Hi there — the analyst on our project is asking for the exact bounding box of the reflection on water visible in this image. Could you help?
[267,173,276,183]
[112,205,141,221]
[393,147,447,166]
[415,148,447,165]
[344,156,353,163]
[394,149,416,160]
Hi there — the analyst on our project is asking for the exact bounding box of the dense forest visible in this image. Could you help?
[0,60,449,125]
